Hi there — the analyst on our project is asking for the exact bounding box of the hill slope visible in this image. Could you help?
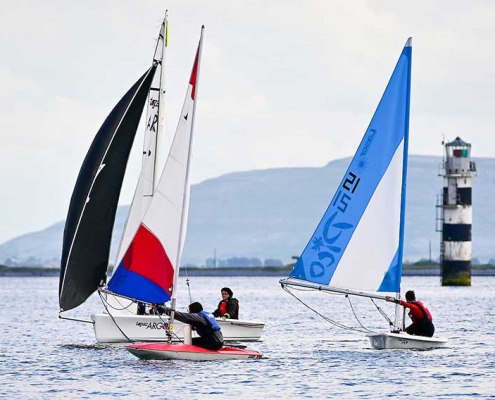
[1,155,493,267]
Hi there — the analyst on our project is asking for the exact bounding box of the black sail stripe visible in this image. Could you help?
[59,65,157,312]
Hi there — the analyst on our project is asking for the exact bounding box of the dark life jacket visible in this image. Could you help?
[195,311,221,337]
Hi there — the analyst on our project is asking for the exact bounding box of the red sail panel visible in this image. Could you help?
[122,224,174,295]
[189,44,200,100]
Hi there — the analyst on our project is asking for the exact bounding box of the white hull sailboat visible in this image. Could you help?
[367,332,446,350]
[58,15,263,355]
[280,38,446,350]
[91,313,265,343]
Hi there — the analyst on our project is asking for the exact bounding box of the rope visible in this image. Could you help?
[281,283,396,333]
[185,278,193,305]
[98,292,186,344]
[181,262,193,304]
[99,292,135,311]
[281,284,370,333]
[155,312,183,343]
[370,298,394,327]
[98,291,135,344]
[345,295,373,333]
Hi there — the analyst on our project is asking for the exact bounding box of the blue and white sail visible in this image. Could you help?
[285,38,412,296]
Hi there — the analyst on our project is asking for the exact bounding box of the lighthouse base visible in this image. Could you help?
[442,260,471,286]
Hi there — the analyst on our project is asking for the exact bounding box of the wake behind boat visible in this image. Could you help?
[280,38,447,350]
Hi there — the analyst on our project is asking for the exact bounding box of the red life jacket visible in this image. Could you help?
[408,300,432,323]
[218,298,240,318]
[219,301,227,316]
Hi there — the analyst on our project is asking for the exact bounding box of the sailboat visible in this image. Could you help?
[119,26,262,361]
[279,38,446,350]
[59,15,264,345]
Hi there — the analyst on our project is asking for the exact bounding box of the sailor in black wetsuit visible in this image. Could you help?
[161,302,224,350]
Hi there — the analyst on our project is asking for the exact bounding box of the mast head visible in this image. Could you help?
[405,37,412,48]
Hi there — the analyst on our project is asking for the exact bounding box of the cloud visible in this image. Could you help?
[1,1,495,244]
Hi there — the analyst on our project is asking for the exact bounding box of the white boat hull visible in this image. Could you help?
[367,332,447,350]
[125,343,263,361]
[91,313,264,343]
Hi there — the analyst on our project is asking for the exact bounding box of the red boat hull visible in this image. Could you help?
[126,342,263,361]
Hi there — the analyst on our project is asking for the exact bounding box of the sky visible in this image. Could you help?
[1,0,495,244]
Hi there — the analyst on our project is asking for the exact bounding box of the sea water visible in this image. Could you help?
[1,275,494,399]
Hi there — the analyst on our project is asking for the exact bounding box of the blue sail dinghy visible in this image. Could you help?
[280,38,446,350]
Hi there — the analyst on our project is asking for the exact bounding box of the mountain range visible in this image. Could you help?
[1,155,493,267]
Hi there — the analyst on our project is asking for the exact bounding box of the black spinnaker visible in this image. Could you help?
[59,65,157,312]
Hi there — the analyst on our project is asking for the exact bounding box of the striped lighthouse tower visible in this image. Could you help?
[439,137,476,286]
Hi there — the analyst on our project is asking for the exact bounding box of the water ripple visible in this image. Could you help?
[1,276,494,398]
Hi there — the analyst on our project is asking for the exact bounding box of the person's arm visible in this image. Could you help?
[212,301,221,317]
[162,308,207,328]
[385,296,412,309]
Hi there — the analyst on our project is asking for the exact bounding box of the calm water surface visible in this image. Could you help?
[1,275,494,399]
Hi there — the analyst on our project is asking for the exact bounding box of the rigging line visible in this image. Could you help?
[370,298,394,327]
[344,295,373,333]
[155,312,184,343]
[182,264,193,304]
[100,292,136,312]
[98,291,135,344]
[281,285,369,333]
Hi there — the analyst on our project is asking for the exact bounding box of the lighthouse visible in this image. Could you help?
[438,137,476,286]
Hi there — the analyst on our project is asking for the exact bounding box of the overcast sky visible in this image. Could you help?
[1,1,494,244]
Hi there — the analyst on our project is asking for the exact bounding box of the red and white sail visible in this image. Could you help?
[107,28,204,304]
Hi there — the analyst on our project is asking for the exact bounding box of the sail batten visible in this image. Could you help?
[59,65,158,312]
[288,40,412,296]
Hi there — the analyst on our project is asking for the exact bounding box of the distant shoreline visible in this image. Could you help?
[2,265,495,277]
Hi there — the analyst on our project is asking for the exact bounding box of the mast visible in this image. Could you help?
[393,37,412,330]
[156,10,169,186]
[168,26,204,336]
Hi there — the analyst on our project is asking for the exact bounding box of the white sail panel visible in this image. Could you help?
[330,140,404,291]
[114,18,167,269]
[142,87,194,272]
